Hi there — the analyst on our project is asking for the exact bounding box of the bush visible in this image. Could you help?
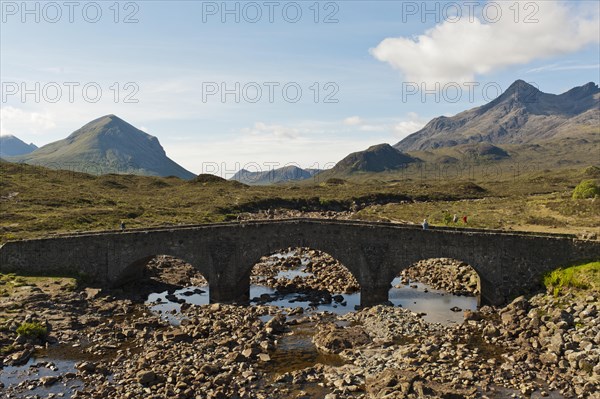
[442,213,454,225]
[325,178,346,186]
[572,180,599,199]
[16,322,48,339]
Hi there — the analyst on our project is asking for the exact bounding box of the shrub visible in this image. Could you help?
[16,322,48,339]
[572,180,599,199]
[442,213,454,225]
[325,178,346,186]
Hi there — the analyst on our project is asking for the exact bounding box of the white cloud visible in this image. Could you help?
[241,122,300,140]
[526,62,600,74]
[0,106,56,136]
[392,112,428,138]
[343,116,363,126]
[371,1,600,85]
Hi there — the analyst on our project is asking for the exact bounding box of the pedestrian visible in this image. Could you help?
[422,219,429,230]
[120,221,126,231]
[453,214,458,223]
[462,215,468,224]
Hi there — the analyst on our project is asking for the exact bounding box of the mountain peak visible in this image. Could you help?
[395,81,599,152]
[0,134,38,157]
[366,143,396,152]
[498,80,541,102]
[10,115,195,179]
[328,143,419,175]
[507,79,536,90]
[86,114,127,128]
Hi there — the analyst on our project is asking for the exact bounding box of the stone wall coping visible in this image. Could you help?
[1,217,587,245]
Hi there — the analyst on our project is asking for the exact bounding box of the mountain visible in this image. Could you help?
[0,135,37,158]
[395,80,600,152]
[324,144,420,176]
[230,165,320,185]
[9,115,195,179]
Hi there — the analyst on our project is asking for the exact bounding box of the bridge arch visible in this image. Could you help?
[115,254,209,289]
[388,250,496,306]
[223,237,372,305]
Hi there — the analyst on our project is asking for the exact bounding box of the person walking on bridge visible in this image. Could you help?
[120,221,126,231]
[422,219,429,230]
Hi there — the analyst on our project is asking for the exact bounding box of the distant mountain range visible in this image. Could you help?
[3,80,597,184]
[0,135,38,158]
[231,165,321,185]
[8,115,195,180]
[395,80,599,152]
[318,80,599,179]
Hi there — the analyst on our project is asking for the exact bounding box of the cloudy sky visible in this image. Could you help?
[1,0,599,176]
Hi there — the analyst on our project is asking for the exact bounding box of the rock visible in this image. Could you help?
[199,363,219,375]
[9,348,33,366]
[313,323,371,354]
[539,352,559,365]
[258,353,271,362]
[39,375,59,386]
[366,369,416,398]
[464,310,482,321]
[265,314,286,334]
[549,332,565,354]
[501,311,516,326]
[75,361,97,373]
[136,370,156,385]
[84,288,102,300]
[242,348,258,358]
[483,325,500,338]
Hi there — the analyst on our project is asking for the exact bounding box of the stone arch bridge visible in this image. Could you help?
[1,219,598,306]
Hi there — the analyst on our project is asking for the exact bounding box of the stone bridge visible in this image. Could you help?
[1,219,598,306]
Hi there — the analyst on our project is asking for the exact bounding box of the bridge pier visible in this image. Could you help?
[360,284,391,307]
[479,278,507,307]
[209,275,250,304]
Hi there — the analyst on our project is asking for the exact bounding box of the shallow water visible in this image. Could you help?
[0,348,83,399]
[261,322,345,376]
[389,277,478,324]
[147,278,477,325]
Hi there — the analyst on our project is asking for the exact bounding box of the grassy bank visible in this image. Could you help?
[0,273,77,297]
[544,261,600,296]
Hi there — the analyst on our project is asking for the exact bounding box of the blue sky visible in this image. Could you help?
[1,0,599,176]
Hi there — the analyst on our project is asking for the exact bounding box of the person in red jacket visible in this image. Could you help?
[462,215,468,224]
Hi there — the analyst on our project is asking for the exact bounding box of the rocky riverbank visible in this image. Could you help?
[316,290,599,399]
[1,258,598,398]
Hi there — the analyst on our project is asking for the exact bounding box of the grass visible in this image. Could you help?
[543,261,600,296]
[0,344,15,355]
[16,321,48,339]
[0,273,77,296]
[0,161,599,243]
